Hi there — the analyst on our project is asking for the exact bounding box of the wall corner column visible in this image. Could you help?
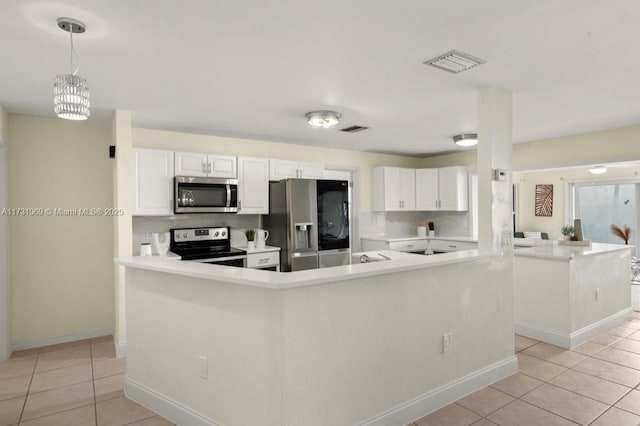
[0,105,9,360]
[477,87,513,254]
[112,109,133,357]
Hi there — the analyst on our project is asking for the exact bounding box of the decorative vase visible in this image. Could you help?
[573,219,584,241]
[562,235,570,241]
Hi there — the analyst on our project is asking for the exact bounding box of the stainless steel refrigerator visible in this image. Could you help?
[264,179,350,272]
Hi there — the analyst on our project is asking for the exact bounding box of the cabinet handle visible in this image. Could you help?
[238,200,242,211]
[448,245,457,248]
[202,163,206,174]
[259,258,269,264]
[208,163,212,174]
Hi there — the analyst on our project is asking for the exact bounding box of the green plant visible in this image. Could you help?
[428,221,435,231]
[245,229,255,241]
[560,225,574,236]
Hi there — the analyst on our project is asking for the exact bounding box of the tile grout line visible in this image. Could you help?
[91,341,99,426]
[17,347,40,424]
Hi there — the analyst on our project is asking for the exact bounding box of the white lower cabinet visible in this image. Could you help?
[237,157,269,214]
[132,148,174,216]
[429,239,477,252]
[246,251,280,271]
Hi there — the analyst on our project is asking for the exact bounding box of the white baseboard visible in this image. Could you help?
[515,308,633,349]
[125,376,219,426]
[359,355,518,426]
[11,327,115,351]
[115,342,127,358]
[125,355,517,426]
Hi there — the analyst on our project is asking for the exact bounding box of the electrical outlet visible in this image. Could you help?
[595,288,600,301]
[198,355,208,379]
[443,333,452,353]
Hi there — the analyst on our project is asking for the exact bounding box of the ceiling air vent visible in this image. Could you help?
[423,50,486,74]
[340,125,369,133]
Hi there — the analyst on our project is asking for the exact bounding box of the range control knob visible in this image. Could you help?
[221,231,226,237]
[182,233,188,239]
[214,231,219,237]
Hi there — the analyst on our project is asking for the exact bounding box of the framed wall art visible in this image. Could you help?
[535,184,553,217]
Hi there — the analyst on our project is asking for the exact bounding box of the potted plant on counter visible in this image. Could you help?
[245,229,256,249]
[428,221,435,237]
[611,224,632,245]
[560,224,574,241]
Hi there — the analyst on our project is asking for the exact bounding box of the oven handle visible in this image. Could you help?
[188,255,247,263]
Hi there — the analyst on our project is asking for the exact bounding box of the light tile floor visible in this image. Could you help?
[0,336,173,426]
[410,311,640,426]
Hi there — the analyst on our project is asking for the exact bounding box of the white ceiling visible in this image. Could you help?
[2,0,640,156]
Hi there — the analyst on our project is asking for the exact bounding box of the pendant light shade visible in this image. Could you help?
[54,17,90,120]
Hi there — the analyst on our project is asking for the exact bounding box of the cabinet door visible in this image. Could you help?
[174,151,207,177]
[207,155,237,178]
[439,166,468,211]
[415,169,439,211]
[382,167,402,210]
[299,162,325,179]
[132,148,174,216]
[399,168,416,210]
[269,159,299,180]
[237,157,269,214]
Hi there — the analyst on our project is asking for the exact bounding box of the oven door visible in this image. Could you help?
[175,176,238,213]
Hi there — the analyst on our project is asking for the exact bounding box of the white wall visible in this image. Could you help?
[0,105,9,359]
[8,115,115,348]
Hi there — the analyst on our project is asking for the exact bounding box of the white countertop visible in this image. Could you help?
[115,249,492,290]
[232,245,280,254]
[361,235,478,243]
[515,242,633,260]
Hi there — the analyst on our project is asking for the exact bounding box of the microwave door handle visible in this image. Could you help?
[226,184,232,208]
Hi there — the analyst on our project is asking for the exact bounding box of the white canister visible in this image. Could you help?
[140,243,152,256]
[417,226,426,237]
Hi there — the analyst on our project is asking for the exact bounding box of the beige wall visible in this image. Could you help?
[421,125,640,171]
[133,128,422,211]
[8,115,115,346]
[515,165,640,239]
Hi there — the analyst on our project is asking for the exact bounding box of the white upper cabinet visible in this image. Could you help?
[175,151,237,178]
[237,157,269,215]
[416,166,468,211]
[269,159,324,180]
[132,148,175,216]
[372,167,416,211]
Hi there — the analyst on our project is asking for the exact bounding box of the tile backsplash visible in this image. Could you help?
[132,214,261,255]
[359,211,471,238]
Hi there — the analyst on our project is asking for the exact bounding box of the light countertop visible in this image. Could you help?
[232,244,280,254]
[515,242,633,260]
[115,249,492,290]
[361,235,478,243]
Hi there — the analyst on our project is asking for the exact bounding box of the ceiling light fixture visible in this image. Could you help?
[589,165,607,175]
[453,133,478,147]
[305,110,341,128]
[54,17,90,120]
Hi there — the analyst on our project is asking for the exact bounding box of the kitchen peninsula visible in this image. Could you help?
[514,242,633,348]
[116,250,516,426]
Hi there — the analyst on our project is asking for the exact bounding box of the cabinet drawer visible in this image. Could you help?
[388,240,428,252]
[247,251,280,268]
[429,240,477,252]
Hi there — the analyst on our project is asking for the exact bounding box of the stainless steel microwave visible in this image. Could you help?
[174,176,238,213]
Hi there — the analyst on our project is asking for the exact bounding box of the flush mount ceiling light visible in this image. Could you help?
[453,133,478,147]
[305,110,341,128]
[54,17,90,120]
[589,165,607,175]
[424,50,486,74]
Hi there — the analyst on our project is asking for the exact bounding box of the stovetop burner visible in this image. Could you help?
[171,246,246,261]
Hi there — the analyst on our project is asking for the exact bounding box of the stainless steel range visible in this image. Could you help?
[170,226,247,267]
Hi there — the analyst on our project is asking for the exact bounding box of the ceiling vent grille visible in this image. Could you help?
[423,50,486,74]
[340,125,369,133]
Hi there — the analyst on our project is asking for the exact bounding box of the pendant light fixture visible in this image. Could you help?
[453,133,478,147]
[305,110,341,128]
[54,17,90,120]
